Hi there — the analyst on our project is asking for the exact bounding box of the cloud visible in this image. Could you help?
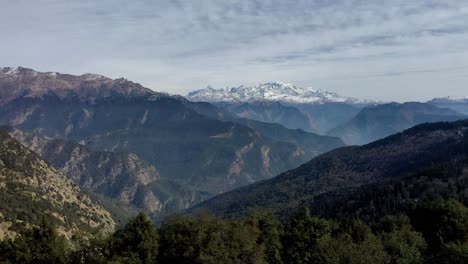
[0,0,468,101]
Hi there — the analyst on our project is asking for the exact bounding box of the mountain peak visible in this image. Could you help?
[187,82,360,104]
[0,66,156,103]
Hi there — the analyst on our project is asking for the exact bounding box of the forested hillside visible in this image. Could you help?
[1,199,467,263]
[0,131,115,241]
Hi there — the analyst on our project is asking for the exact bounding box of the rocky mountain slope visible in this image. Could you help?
[4,127,168,215]
[190,119,468,219]
[0,67,344,214]
[0,130,116,240]
[328,102,466,145]
[187,81,360,104]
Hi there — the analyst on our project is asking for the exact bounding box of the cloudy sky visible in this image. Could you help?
[1,0,468,101]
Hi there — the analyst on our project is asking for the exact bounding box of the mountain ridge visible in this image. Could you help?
[0,66,159,103]
[187,81,365,104]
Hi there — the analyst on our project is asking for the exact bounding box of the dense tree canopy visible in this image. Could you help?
[1,199,468,263]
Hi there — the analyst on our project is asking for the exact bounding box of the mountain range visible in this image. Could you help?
[187,81,363,104]
[187,81,468,140]
[0,67,343,218]
[2,65,468,227]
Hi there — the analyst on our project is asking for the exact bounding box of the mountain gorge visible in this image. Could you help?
[0,67,343,216]
[3,127,168,216]
[0,130,115,240]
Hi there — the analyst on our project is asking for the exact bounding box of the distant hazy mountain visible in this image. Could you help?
[0,130,115,240]
[292,102,362,134]
[224,101,311,131]
[214,101,362,135]
[190,120,468,220]
[0,67,343,215]
[428,97,468,115]
[187,81,361,104]
[328,102,466,145]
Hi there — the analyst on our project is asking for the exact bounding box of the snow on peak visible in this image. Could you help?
[47,72,58,78]
[187,81,359,104]
[81,73,109,81]
[1,67,50,77]
[1,67,21,75]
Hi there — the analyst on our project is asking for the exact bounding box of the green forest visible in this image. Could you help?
[1,199,467,264]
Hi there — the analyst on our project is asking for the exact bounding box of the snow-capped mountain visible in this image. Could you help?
[187,82,361,104]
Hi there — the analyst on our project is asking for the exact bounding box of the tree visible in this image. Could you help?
[408,199,468,251]
[158,213,266,264]
[0,218,67,264]
[244,209,283,264]
[110,212,159,264]
[378,215,426,264]
[281,208,335,264]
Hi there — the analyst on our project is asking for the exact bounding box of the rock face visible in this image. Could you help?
[0,67,345,214]
[191,119,468,220]
[0,130,116,240]
[5,127,163,214]
[187,82,360,104]
[328,102,466,145]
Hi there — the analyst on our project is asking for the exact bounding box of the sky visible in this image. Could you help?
[1,0,468,102]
